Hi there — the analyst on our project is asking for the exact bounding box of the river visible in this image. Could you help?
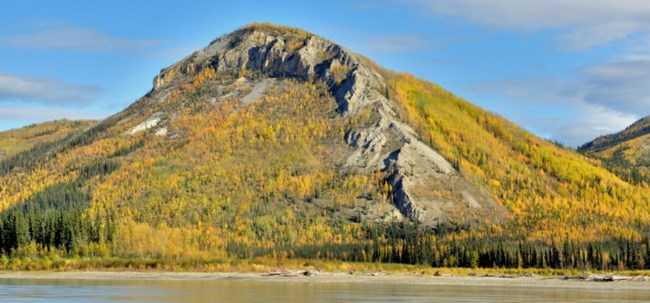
[1,276,648,302]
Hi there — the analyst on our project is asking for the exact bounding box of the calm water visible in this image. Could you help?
[0,278,648,303]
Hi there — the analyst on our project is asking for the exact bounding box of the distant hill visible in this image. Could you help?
[0,120,94,161]
[0,24,648,270]
[579,116,650,185]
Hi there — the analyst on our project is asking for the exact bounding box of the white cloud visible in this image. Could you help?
[578,55,650,113]
[630,36,650,54]
[470,70,642,146]
[409,0,650,29]
[471,76,583,105]
[556,22,642,50]
[406,0,650,49]
[503,100,636,147]
[0,72,101,105]
[1,22,160,52]
[545,105,637,146]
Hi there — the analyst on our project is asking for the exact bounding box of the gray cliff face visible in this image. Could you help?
[154,27,385,115]
[150,25,504,226]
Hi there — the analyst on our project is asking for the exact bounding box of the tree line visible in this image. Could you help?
[225,223,650,271]
[1,201,649,271]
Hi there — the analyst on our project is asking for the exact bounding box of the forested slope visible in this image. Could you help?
[0,120,94,161]
[0,24,648,270]
[580,116,650,185]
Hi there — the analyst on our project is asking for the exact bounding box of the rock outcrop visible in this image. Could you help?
[153,26,385,115]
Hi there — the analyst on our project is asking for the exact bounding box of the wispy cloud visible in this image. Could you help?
[556,22,644,50]
[360,33,438,53]
[471,76,582,105]
[1,22,160,52]
[0,72,101,105]
[469,64,644,146]
[555,105,637,146]
[500,100,636,147]
[405,0,650,49]
[578,55,650,113]
[533,103,636,146]
[0,106,109,122]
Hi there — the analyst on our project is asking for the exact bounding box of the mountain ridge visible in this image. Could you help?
[0,23,649,269]
[579,115,650,184]
[580,116,650,153]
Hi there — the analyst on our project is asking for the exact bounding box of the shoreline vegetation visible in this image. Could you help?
[0,257,649,286]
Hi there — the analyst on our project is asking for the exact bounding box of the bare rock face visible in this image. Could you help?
[154,26,388,115]
[150,24,504,225]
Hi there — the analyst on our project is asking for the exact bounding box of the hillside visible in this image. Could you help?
[579,116,650,185]
[0,120,94,161]
[0,24,649,270]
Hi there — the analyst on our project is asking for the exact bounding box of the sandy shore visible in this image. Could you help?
[1,270,648,289]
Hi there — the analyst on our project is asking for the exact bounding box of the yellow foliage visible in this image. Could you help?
[330,60,350,85]
[389,73,650,242]
[192,67,217,89]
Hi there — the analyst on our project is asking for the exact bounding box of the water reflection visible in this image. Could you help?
[0,278,648,303]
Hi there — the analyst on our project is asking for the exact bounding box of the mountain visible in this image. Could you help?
[579,116,650,184]
[0,24,649,269]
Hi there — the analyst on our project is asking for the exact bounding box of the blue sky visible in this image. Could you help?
[1,1,649,146]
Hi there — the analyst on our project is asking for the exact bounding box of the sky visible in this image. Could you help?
[1,1,649,146]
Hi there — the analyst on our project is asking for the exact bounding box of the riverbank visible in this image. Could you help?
[3,256,650,278]
[1,270,649,289]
